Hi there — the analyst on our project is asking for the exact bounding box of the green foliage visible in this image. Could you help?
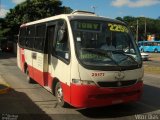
[0,18,10,40]
[115,17,123,22]
[116,16,160,40]
[0,28,10,36]
[6,0,72,23]
[0,18,7,28]
[1,0,72,41]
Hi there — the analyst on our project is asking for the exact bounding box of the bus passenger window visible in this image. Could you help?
[19,27,26,47]
[34,24,46,51]
[55,21,70,61]
[26,26,35,48]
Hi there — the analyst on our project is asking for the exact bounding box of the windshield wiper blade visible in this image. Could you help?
[84,48,122,70]
[112,50,139,65]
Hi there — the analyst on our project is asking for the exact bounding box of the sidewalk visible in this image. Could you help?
[0,75,12,94]
[144,73,160,79]
[150,57,160,61]
[149,53,160,62]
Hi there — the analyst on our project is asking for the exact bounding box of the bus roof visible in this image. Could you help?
[20,10,124,27]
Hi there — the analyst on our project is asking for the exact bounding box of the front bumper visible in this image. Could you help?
[70,81,143,108]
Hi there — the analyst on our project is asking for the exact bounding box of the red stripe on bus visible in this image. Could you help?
[61,82,71,104]
[21,64,143,108]
[27,65,51,86]
[19,48,25,72]
[28,65,34,79]
[25,65,71,104]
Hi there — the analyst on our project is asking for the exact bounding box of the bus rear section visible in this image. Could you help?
[17,11,143,108]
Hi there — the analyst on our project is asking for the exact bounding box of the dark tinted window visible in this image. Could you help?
[25,25,35,48]
[34,24,46,51]
[19,27,26,47]
[55,20,70,62]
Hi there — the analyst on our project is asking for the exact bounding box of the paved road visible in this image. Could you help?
[0,52,160,120]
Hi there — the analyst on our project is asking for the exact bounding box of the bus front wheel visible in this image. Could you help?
[55,82,68,107]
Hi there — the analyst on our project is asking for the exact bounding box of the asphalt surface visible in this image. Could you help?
[0,52,160,120]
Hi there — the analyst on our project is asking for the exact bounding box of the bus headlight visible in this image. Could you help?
[72,79,96,85]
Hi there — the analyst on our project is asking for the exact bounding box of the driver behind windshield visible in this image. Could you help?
[100,34,116,51]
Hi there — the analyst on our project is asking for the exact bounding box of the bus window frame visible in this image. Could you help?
[53,19,71,65]
[18,19,71,65]
[71,20,142,71]
[19,27,27,48]
[25,25,35,49]
[33,23,47,53]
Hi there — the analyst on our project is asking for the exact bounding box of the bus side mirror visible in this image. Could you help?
[58,21,67,42]
[65,52,69,60]
[58,29,66,42]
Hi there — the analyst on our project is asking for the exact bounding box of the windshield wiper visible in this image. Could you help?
[82,48,122,70]
[112,50,139,65]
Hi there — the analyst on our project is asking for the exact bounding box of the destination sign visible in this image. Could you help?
[77,22,101,31]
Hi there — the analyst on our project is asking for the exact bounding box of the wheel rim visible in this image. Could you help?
[56,86,63,102]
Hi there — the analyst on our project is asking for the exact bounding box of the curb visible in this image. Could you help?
[0,75,12,94]
[0,85,12,94]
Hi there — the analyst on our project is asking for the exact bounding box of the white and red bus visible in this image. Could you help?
[17,11,144,108]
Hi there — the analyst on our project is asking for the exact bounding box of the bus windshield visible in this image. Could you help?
[71,20,141,69]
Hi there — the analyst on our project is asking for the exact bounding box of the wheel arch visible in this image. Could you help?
[154,48,158,53]
[51,77,60,96]
[24,62,28,73]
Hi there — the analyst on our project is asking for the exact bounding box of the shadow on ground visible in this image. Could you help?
[0,52,16,59]
[0,89,52,120]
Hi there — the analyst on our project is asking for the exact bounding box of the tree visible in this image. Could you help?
[3,0,72,41]
[123,16,136,24]
[115,17,123,22]
[115,16,160,41]
[0,18,10,40]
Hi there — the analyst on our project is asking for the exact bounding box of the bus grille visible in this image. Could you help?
[97,80,137,88]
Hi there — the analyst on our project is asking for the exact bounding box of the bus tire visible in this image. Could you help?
[26,68,35,84]
[154,49,158,53]
[55,82,68,107]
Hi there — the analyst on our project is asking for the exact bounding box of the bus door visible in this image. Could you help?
[51,20,71,102]
[45,22,57,87]
[32,24,46,85]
